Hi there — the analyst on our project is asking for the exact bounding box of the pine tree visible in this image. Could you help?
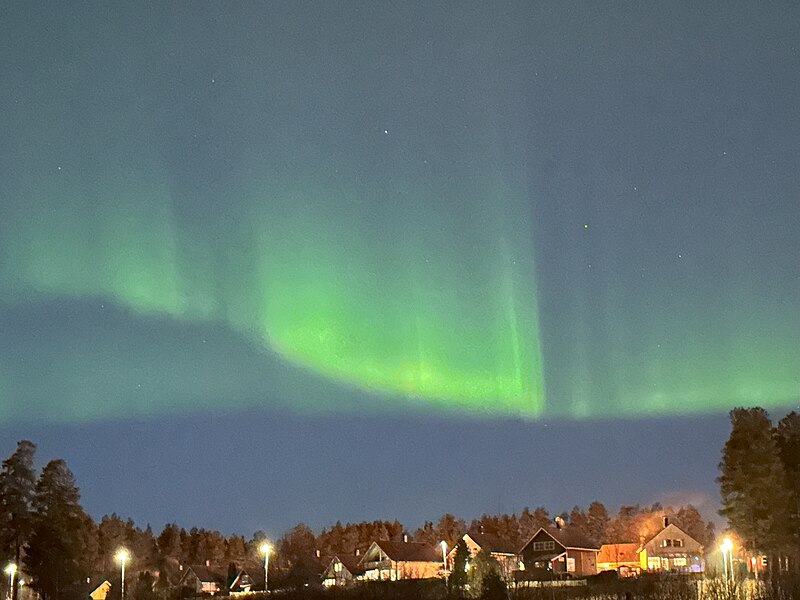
[24,459,90,600]
[774,411,800,569]
[448,541,470,591]
[585,501,610,545]
[0,440,37,600]
[718,407,791,567]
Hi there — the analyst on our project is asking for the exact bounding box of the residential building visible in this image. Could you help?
[450,532,519,580]
[640,523,704,573]
[321,553,362,587]
[597,543,641,576]
[178,564,228,595]
[518,526,599,579]
[358,540,443,581]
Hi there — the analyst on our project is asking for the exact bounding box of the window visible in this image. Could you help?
[532,540,555,551]
[673,539,683,547]
[661,539,672,547]
[672,557,687,567]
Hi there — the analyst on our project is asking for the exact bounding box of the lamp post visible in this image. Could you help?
[259,543,271,593]
[440,541,448,586]
[720,538,732,583]
[4,564,16,600]
[115,548,129,600]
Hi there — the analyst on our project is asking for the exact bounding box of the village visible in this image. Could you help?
[77,516,752,599]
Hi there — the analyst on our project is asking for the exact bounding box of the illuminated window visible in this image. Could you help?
[673,539,683,548]
[672,557,687,566]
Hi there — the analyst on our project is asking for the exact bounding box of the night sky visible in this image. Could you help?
[1,3,798,536]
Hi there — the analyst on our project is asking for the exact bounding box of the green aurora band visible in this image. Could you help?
[0,157,544,418]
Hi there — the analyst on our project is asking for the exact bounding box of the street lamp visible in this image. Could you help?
[440,541,448,586]
[259,543,271,593]
[115,548,129,600]
[720,538,732,583]
[4,564,16,600]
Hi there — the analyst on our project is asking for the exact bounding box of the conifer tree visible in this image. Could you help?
[718,407,791,567]
[0,440,37,600]
[25,459,89,600]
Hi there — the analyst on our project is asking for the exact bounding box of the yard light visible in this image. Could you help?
[440,541,448,585]
[259,543,271,593]
[4,564,16,600]
[720,538,732,583]
[115,548,129,600]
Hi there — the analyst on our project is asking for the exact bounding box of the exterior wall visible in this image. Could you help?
[520,530,564,566]
[361,560,440,581]
[520,531,597,578]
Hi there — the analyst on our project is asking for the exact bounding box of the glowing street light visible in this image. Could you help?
[4,564,16,600]
[720,538,733,583]
[259,543,271,593]
[440,541,448,586]
[115,548,129,600]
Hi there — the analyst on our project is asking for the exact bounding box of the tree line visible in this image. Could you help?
[1,439,715,600]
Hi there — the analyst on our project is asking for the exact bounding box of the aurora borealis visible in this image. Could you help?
[1,2,799,429]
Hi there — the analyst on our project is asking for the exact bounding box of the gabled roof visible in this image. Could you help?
[464,532,518,555]
[182,565,228,585]
[323,553,363,578]
[597,543,640,563]
[643,523,703,549]
[521,526,600,552]
[364,540,442,563]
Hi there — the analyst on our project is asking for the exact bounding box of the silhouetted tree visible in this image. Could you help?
[774,411,800,569]
[25,459,89,600]
[585,501,610,545]
[719,407,791,569]
[0,441,37,600]
[449,541,470,591]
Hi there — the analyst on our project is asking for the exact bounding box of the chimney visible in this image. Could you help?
[663,516,669,528]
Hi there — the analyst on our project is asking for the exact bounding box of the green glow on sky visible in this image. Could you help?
[0,164,545,418]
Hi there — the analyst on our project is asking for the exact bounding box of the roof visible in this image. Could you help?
[597,543,640,564]
[368,540,442,562]
[184,565,228,584]
[643,523,700,547]
[523,526,600,552]
[465,533,518,555]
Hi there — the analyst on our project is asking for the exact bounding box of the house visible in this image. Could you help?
[88,580,112,600]
[640,523,704,573]
[597,543,641,576]
[358,540,443,581]
[518,526,599,579]
[229,568,259,593]
[321,552,363,587]
[178,564,229,595]
[450,532,519,580]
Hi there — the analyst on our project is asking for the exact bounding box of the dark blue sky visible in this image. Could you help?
[1,2,798,536]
